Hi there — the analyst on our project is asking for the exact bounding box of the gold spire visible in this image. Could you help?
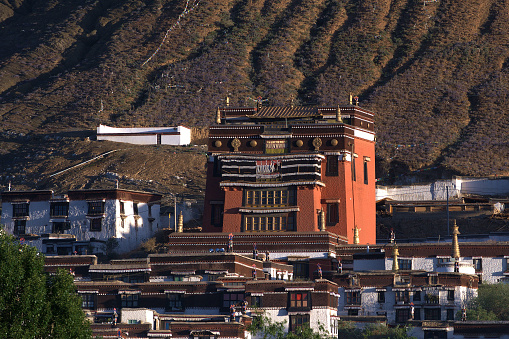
[336,105,342,122]
[319,208,326,231]
[392,243,399,271]
[349,93,353,105]
[452,219,460,260]
[177,211,184,233]
[216,107,221,124]
[226,95,230,107]
[353,225,360,244]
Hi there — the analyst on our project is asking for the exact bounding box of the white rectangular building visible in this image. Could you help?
[1,189,161,254]
[96,125,191,145]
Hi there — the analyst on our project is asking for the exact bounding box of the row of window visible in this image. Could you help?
[347,290,455,306]
[12,201,147,218]
[245,189,295,207]
[244,214,295,232]
[395,308,455,323]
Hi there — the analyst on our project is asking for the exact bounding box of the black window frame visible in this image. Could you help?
[346,291,361,305]
[211,203,224,227]
[363,159,369,185]
[289,314,310,333]
[325,155,338,176]
[52,221,70,234]
[14,219,26,235]
[396,308,410,323]
[447,290,455,301]
[121,294,139,308]
[222,292,244,309]
[377,291,385,303]
[90,218,102,232]
[166,293,183,311]
[81,293,96,309]
[13,203,29,217]
[50,202,69,217]
[326,203,339,225]
[446,309,454,321]
[88,201,105,215]
[424,308,441,320]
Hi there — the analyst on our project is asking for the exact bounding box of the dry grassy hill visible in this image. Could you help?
[2,0,509,195]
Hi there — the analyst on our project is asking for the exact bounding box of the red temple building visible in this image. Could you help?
[202,103,376,245]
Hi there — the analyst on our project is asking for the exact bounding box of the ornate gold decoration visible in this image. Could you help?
[231,138,241,152]
[312,137,322,151]
[249,140,257,147]
[353,225,360,244]
[331,139,338,146]
[452,219,460,260]
[392,243,399,271]
[214,140,222,148]
[216,107,221,124]
[295,140,303,147]
[319,209,326,231]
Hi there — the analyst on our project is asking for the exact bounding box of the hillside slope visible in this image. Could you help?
[2,0,509,189]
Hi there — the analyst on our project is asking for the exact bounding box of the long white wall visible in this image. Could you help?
[377,176,509,201]
[96,125,191,145]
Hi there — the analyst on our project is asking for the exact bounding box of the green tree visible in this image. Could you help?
[0,230,92,338]
[248,313,332,339]
[465,283,509,321]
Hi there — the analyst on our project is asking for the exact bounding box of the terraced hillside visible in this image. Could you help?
[2,0,509,192]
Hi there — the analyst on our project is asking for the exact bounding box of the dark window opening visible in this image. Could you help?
[396,309,410,323]
[52,221,70,234]
[377,291,385,303]
[50,202,69,217]
[166,294,183,311]
[363,160,368,185]
[326,155,338,176]
[13,203,29,217]
[223,293,244,308]
[90,218,102,232]
[424,308,441,320]
[326,203,339,225]
[346,291,361,305]
[14,220,26,235]
[133,203,139,215]
[289,314,310,332]
[82,294,96,309]
[213,158,222,177]
[211,204,224,227]
[121,294,139,308]
[88,201,105,215]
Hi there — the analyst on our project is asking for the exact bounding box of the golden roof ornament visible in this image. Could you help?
[336,105,342,122]
[452,219,461,260]
[177,211,184,233]
[392,243,399,272]
[231,138,241,152]
[216,107,221,124]
[319,208,326,231]
[353,225,360,244]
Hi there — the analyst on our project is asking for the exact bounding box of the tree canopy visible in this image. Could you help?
[464,283,509,321]
[0,229,92,338]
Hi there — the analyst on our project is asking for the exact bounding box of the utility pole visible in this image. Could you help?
[446,186,450,237]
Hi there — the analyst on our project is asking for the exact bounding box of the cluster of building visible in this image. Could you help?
[3,101,509,338]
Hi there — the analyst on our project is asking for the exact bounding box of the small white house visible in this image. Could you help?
[97,125,191,145]
[1,189,162,254]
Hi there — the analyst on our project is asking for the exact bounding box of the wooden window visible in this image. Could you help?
[289,292,309,308]
[211,204,224,227]
[398,259,412,270]
[90,218,102,232]
[223,293,244,308]
[81,294,95,309]
[244,213,295,232]
[395,291,410,304]
[133,203,139,215]
[424,308,441,320]
[251,296,262,307]
[446,309,454,320]
[13,203,29,217]
[447,290,455,301]
[292,262,309,279]
[88,201,105,215]
[120,201,125,215]
[50,202,69,217]
[346,291,361,305]
[473,258,482,271]
[14,220,26,235]
[364,160,368,184]
[413,291,421,301]
[377,291,385,303]
[166,294,183,311]
[327,203,339,225]
[121,294,139,308]
[52,221,70,234]
[396,309,410,323]
[245,189,294,207]
[326,155,338,176]
[289,314,310,332]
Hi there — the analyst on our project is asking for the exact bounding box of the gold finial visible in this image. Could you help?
[216,107,221,124]
[353,225,360,244]
[177,211,184,233]
[319,208,326,231]
[349,93,353,105]
[452,219,461,260]
[226,95,230,107]
[336,105,342,122]
[392,243,399,271]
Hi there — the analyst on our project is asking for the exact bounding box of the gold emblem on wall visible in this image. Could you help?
[331,139,338,146]
[231,138,241,152]
[214,140,222,148]
[295,140,303,147]
[249,140,257,147]
[312,137,322,151]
